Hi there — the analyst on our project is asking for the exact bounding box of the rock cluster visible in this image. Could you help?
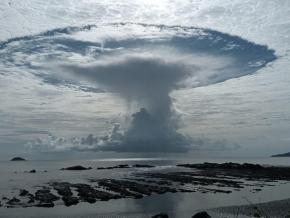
[3,162,290,208]
[10,157,26,161]
[177,162,290,181]
[61,165,92,171]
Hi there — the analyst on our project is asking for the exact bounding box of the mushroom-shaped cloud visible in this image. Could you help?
[3,23,275,152]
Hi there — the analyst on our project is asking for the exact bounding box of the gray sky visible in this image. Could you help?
[0,0,290,159]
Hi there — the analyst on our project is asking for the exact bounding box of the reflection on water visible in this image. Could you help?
[0,157,290,218]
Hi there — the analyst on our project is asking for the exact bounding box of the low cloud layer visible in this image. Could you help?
[26,127,239,153]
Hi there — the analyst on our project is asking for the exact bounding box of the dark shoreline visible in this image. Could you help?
[2,162,290,210]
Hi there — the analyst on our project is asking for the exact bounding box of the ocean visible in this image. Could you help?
[0,157,290,218]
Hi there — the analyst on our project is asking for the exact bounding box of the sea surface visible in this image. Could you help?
[0,157,290,218]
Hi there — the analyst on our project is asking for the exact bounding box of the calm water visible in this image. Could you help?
[0,157,290,218]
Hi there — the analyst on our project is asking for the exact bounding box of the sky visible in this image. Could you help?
[0,0,290,159]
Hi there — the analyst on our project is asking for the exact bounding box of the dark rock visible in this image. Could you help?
[62,196,79,207]
[7,197,20,205]
[61,165,92,171]
[5,161,290,209]
[11,157,26,161]
[133,164,154,168]
[73,183,117,203]
[19,189,29,196]
[27,194,35,204]
[142,171,243,189]
[116,164,130,168]
[35,202,54,208]
[29,169,36,173]
[34,189,59,206]
[98,179,176,198]
[50,181,120,205]
[176,162,290,181]
[51,182,73,196]
[192,211,211,218]
[253,213,261,217]
[152,213,168,218]
[97,164,130,170]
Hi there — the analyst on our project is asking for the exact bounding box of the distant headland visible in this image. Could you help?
[271,152,290,157]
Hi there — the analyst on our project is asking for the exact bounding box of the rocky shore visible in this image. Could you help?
[1,162,290,210]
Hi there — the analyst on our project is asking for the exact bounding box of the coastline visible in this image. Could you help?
[1,160,290,217]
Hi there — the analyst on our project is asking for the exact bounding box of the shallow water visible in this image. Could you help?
[0,157,290,217]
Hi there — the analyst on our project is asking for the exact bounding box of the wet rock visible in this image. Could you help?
[177,162,290,182]
[133,164,154,168]
[29,169,36,173]
[73,184,97,203]
[73,183,118,202]
[98,179,177,198]
[62,196,79,207]
[11,157,26,161]
[7,197,21,205]
[253,213,261,217]
[19,189,29,196]
[152,213,168,218]
[27,194,35,204]
[192,211,211,218]
[98,179,142,198]
[51,182,73,197]
[5,161,290,209]
[61,165,92,171]
[142,171,243,189]
[50,181,120,205]
[34,189,59,206]
[115,164,130,168]
[35,202,54,207]
[97,164,130,170]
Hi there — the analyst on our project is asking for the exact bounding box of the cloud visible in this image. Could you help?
[2,23,276,153]
[26,127,239,153]
[57,50,204,152]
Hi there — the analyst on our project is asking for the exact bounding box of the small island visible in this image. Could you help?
[10,157,26,161]
[271,152,290,157]
[60,165,92,171]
